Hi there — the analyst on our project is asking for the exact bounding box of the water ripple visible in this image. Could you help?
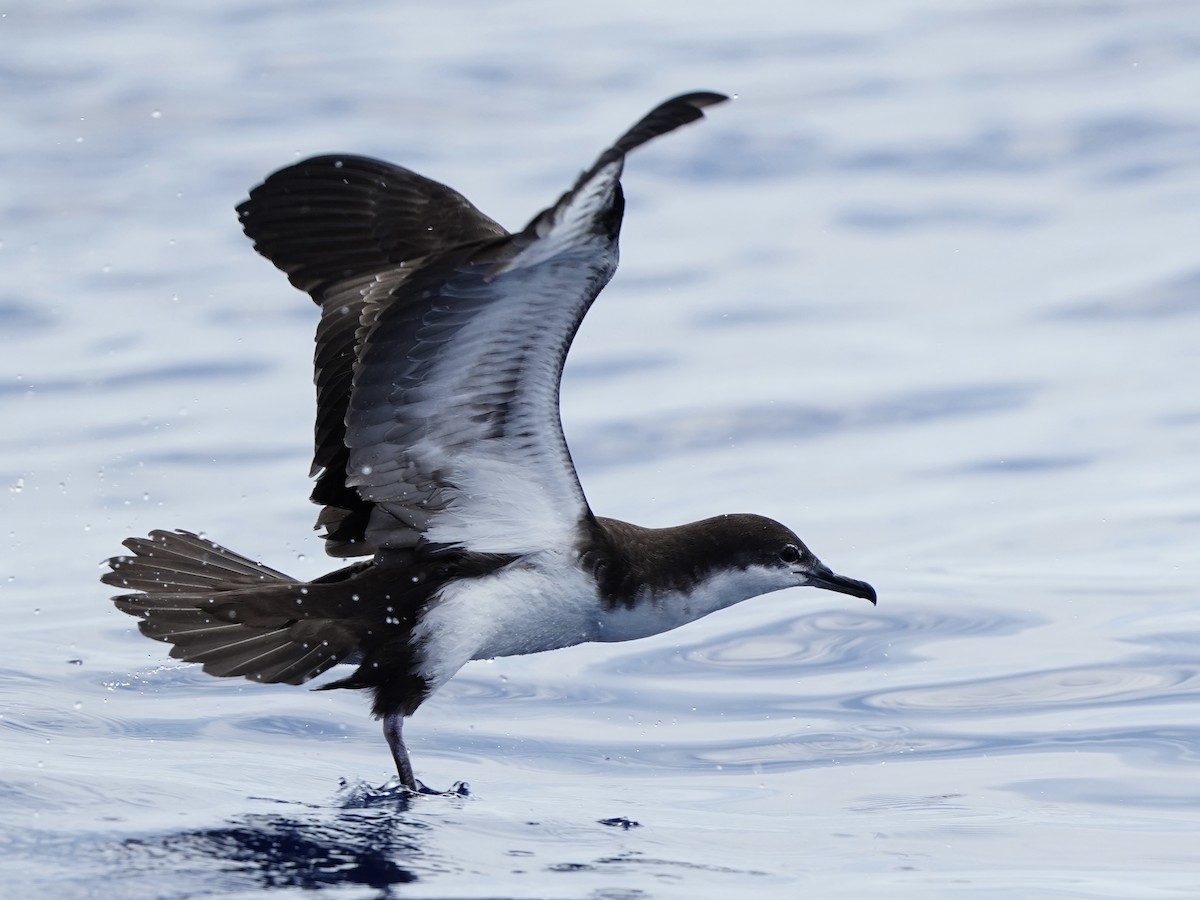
[608,607,1033,680]
[586,722,1200,776]
[853,663,1200,715]
[836,203,1046,232]
[1053,267,1200,319]
[0,360,271,400]
[235,715,354,741]
[0,300,54,332]
[573,383,1036,466]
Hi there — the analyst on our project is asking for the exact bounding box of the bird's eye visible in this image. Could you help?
[778,544,802,564]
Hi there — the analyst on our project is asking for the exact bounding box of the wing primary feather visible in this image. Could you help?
[235,92,728,558]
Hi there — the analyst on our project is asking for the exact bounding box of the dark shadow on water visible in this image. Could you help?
[111,783,455,898]
[130,813,416,893]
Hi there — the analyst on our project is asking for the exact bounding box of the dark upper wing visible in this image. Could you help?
[237,92,728,557]
[236,153,507,294]
[237,156,508,555]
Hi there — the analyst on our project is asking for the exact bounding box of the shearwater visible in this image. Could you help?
[102,92,876,791]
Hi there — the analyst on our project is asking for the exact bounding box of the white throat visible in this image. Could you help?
[593,564,794,643]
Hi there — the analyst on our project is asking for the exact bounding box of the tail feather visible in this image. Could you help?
[262,641,346,685]
[106,529,291,593]
[103,530,358,686]
[161,622,293,662]
[135,609,236,637]
[196,632,303,679]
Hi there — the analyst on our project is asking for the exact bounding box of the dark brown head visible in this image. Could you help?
[591,513,876,611]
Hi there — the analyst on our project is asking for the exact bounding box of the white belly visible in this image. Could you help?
[411,558,600,692]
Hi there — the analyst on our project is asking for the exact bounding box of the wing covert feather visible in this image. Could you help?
[236,93,729,557]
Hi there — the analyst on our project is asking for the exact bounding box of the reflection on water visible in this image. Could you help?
[117,802,422,897]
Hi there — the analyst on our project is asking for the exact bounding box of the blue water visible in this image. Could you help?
[3,1,1199,897]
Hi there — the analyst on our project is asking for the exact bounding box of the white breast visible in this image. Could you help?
[410,556,600,692]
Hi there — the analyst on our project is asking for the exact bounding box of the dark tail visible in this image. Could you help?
[103,530,357,685]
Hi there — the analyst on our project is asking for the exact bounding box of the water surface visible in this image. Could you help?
[2,1,1199,897]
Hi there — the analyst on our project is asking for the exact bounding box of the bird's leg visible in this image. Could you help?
[383,712,417,791]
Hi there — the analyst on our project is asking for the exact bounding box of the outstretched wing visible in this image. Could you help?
[237,156,509,555]
[239,91,728,557]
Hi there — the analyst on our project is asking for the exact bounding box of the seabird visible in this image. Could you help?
[103,92,876,791]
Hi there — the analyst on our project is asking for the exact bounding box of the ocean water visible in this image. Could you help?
[3,0,1199,897]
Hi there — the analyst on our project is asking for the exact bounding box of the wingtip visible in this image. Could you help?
[668,90,731,110]
[609,90,730,158]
